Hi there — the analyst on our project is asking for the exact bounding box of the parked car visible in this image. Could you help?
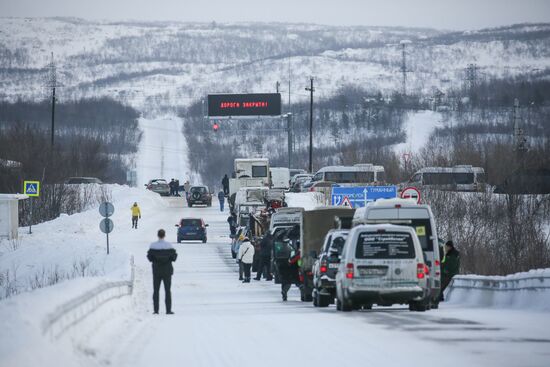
[65,177,103,184]
[312,229,349,307]
[335,224,431,312]
[176,218,208,243]
[145,179,170,196]
[187,186,212,207]
[290,174,313,192]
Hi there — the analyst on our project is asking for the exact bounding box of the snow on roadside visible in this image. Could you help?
[285,192,325,210]
[393,110,443,154]
[0,184,163,299]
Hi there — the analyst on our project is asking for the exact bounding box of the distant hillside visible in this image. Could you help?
[1,18,549,114]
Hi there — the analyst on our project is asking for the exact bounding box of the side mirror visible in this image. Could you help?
[175,224,179,227]
[205,224,210,227]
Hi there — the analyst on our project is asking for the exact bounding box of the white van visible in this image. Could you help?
[269,167,291,190]
[406,165,485,192]
[229,158,270,197]
[352,198,441,307]
[311,164,385,186]
[335,224,431,311]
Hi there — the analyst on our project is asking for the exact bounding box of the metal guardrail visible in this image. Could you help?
[42,256,135,339]
[446,273,550,301]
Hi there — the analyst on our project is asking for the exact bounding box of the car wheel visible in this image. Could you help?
[318,293,331,308]
[313,291,319,307]
[202,237,207,243]
[177,238,181,243]
[337,295,352,312]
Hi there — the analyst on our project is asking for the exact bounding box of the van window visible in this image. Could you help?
[453,172,474,184]
[330,236,347,253]
[375,171,386,182]
[423,172,454,185]
[312,172,323,182]
[252,166,268,178]
[355,232,415,259]
[410,174,421,183]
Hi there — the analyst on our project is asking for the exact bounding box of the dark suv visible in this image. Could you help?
[176,218,208,243]
[312,229,348,307]
[187,186,212,207]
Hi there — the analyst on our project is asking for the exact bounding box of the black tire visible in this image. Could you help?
[188,203,193,208]
[177,238,181,244]
[337,297,352,312]
[313,291,319,307]
[202,237,207,243]
[409,298,429,312]
[318,293,331,308]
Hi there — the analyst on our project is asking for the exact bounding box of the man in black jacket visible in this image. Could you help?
[255,232,273,281]
[222,174,229,195]
[147,229,178,314]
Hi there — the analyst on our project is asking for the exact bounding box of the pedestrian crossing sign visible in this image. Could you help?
[24,181,40,197]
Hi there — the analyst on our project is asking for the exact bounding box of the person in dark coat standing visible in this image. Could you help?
[440,240,460,301]
[227,214,237,236]
[218,190,226,212]
[276,241,301,301]
[222,174,230,195]
[174,179,180,196]
[254,232,273,281]
[147,229,178,314]
[169,179,176,196]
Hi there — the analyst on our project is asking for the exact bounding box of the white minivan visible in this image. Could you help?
[335,224,431,311]
[352,198,441,307]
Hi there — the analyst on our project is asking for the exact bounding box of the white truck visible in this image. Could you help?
[228,158,270,214]
[269,167,291,190]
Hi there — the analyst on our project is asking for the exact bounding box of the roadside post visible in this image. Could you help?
[99,202,115,254]
[23,180,40,234]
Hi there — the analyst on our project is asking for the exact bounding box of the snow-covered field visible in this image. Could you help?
[1,186,550,367]
[393,110,443,154]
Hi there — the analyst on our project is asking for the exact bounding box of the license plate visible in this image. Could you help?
[359,267,387,276]
[329,263,339,269]
[187,232,196,235]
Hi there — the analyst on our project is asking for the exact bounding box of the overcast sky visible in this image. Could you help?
[1,0,550,30]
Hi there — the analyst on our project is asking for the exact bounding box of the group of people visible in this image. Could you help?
[230,222,302,301]
[169,179,192,197]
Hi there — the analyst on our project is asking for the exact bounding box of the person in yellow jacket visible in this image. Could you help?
[131,202,141,229]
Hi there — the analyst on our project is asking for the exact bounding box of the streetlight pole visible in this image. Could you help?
[305,78,314,173]
[286,113,293,169]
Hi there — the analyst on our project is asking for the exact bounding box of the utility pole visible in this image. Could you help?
[276,81,280,93]
[465,63,479,96]
[286,113,293,169]
[513,98,528,159]
[305,77,315,173]
[46,52,58,147]
[399,40,411,97]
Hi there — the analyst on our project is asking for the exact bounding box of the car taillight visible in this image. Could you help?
[417,263,429,279]
[346,263,354,279]
[435,260,441,276]
[309,186,315,192]
[320,260,328,273]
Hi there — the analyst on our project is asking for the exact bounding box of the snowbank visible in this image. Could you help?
[0,184,163,299]
[285,192,325,210]
[445,268,550,312]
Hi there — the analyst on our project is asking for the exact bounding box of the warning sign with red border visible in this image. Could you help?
[400,186,421,204]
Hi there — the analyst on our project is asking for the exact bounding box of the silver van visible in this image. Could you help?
[335,224,431,311]
[352,198,441,308]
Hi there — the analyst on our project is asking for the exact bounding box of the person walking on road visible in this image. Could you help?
[147,229,178,314]
[222,174,229,196]
[276,243,301,301]
[184,180,191,200]
[227,213,237,237]
[218,189,226,212]
[169,179,176,196]
[131,202,141,229]
[238,237,255,283]
[254,232,273,281]
[174,179,180,197]
[440,240,460,301]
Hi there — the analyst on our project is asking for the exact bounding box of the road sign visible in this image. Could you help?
[401,186,421,204]
[99,202,115,217]
[23,181,40,197]
[208,93,282,117]
[100,218,114,234]
[332,186,397,208]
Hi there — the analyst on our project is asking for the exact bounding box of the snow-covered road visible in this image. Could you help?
[80,200,550,367]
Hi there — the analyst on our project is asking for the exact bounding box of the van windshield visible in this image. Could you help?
[355,232,415,259]
[252,166,268,177]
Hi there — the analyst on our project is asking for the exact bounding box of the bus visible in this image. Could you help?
[310,164,386,186]
[406,165,485,192]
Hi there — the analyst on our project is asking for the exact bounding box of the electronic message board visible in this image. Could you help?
[208,93,281,117]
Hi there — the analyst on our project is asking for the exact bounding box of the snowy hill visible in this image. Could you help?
[1,18,549,113]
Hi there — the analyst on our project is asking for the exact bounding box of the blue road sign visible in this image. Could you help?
[23,180,40,197]
[331,186,397,208]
